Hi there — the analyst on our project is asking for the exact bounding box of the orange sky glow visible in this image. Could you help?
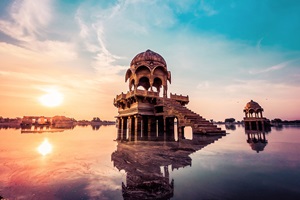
[0,1,299,121]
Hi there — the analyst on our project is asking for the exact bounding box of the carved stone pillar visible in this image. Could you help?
[128,116,132,141]
[148,117,152,139]
[121,117,127,140]
[134,115,141,141]
[117,117,121,140]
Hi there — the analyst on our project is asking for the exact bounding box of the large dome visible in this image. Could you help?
[130,49,167,67]
[244,100,263,112]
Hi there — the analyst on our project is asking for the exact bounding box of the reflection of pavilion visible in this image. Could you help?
[245,130,268,153]
[20,124,74,134]
[111,133,224,199]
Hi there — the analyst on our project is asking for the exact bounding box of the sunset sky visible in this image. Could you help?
[0,0,299,121]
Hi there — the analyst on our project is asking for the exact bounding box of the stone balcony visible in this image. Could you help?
[114,89,159,105]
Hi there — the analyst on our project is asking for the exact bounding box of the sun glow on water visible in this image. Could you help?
[38,138,52,156]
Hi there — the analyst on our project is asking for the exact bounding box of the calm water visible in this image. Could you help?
[0,124,300,200]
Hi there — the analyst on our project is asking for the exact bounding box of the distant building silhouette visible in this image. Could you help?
[243,100,270,131]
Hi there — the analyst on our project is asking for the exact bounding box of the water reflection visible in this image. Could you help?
[20,124,75,134]
[92,124,101,130]
[111,134,224,199]
[225,123,236,130]
[245,130,268,153]
[37,138,53,156]
[0,124,105,133]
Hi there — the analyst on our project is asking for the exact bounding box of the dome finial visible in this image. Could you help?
[130,49,167,67]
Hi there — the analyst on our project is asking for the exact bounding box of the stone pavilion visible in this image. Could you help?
[113,49,225,140]
[243,100,270,130]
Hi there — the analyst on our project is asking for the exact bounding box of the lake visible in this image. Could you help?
[0,124,300,200]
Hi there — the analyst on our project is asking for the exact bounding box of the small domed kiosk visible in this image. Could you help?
[125,49,171,97]
[114,50,225,140]
[243,100,270,130]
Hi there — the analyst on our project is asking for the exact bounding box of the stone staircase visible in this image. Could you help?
[158,98,226,135]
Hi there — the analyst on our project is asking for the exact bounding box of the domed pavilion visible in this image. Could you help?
[114,49,225,140]
[243,100,270,130]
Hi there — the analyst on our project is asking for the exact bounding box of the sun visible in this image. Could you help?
[39,89,64,107]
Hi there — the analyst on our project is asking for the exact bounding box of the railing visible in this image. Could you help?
[115,90,159,103]
[170,93,189,102]
[115,93,126,101]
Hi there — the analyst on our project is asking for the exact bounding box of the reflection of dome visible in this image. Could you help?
[246,131,268,153]
[249,141,267,153]
[244,100,263,112]
[130,49,167,68]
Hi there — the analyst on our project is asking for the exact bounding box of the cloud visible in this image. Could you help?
[197,81,210,89]
[249,60,291,74]
[0,0,53,41]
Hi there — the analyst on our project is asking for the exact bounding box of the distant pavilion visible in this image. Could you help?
[243,100,270,130]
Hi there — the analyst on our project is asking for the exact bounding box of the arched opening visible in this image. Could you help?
[136,65,151,75]
[125,69,133,82]
[153,77,162,94]
[153,66,167,76]
[129,79,135,91]
[249,109,254,117]
[174,118,178,141]
[137,77,150,90]
[256,109,263,118]
[184,126,193,140]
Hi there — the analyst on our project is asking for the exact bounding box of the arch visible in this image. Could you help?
[125,69,133,82]
[248,109,254,114]
[129,79,135,91]
[167,71,171,84]
[137,76,150,90]
[152,66,167,76]
[255,108,263,113]
[135,65,151,75]
[153,77,162,92]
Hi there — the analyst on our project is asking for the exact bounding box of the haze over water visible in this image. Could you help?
[0,124,299,199]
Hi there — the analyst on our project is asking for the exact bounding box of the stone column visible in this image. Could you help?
[117,117,122,140]
[178,126,185,140]
[128,116,132,141]
[134,115,141,141]
[148,117,152,139]
[163,85,168,98]
[120,117,124,140]
[163,116,166,133]
[120,117,127,140]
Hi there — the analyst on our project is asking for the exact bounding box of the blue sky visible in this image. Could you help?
[0,0,299,121]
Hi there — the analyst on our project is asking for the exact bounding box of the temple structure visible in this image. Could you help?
[114,49,225,140]
[243,100,270,131]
